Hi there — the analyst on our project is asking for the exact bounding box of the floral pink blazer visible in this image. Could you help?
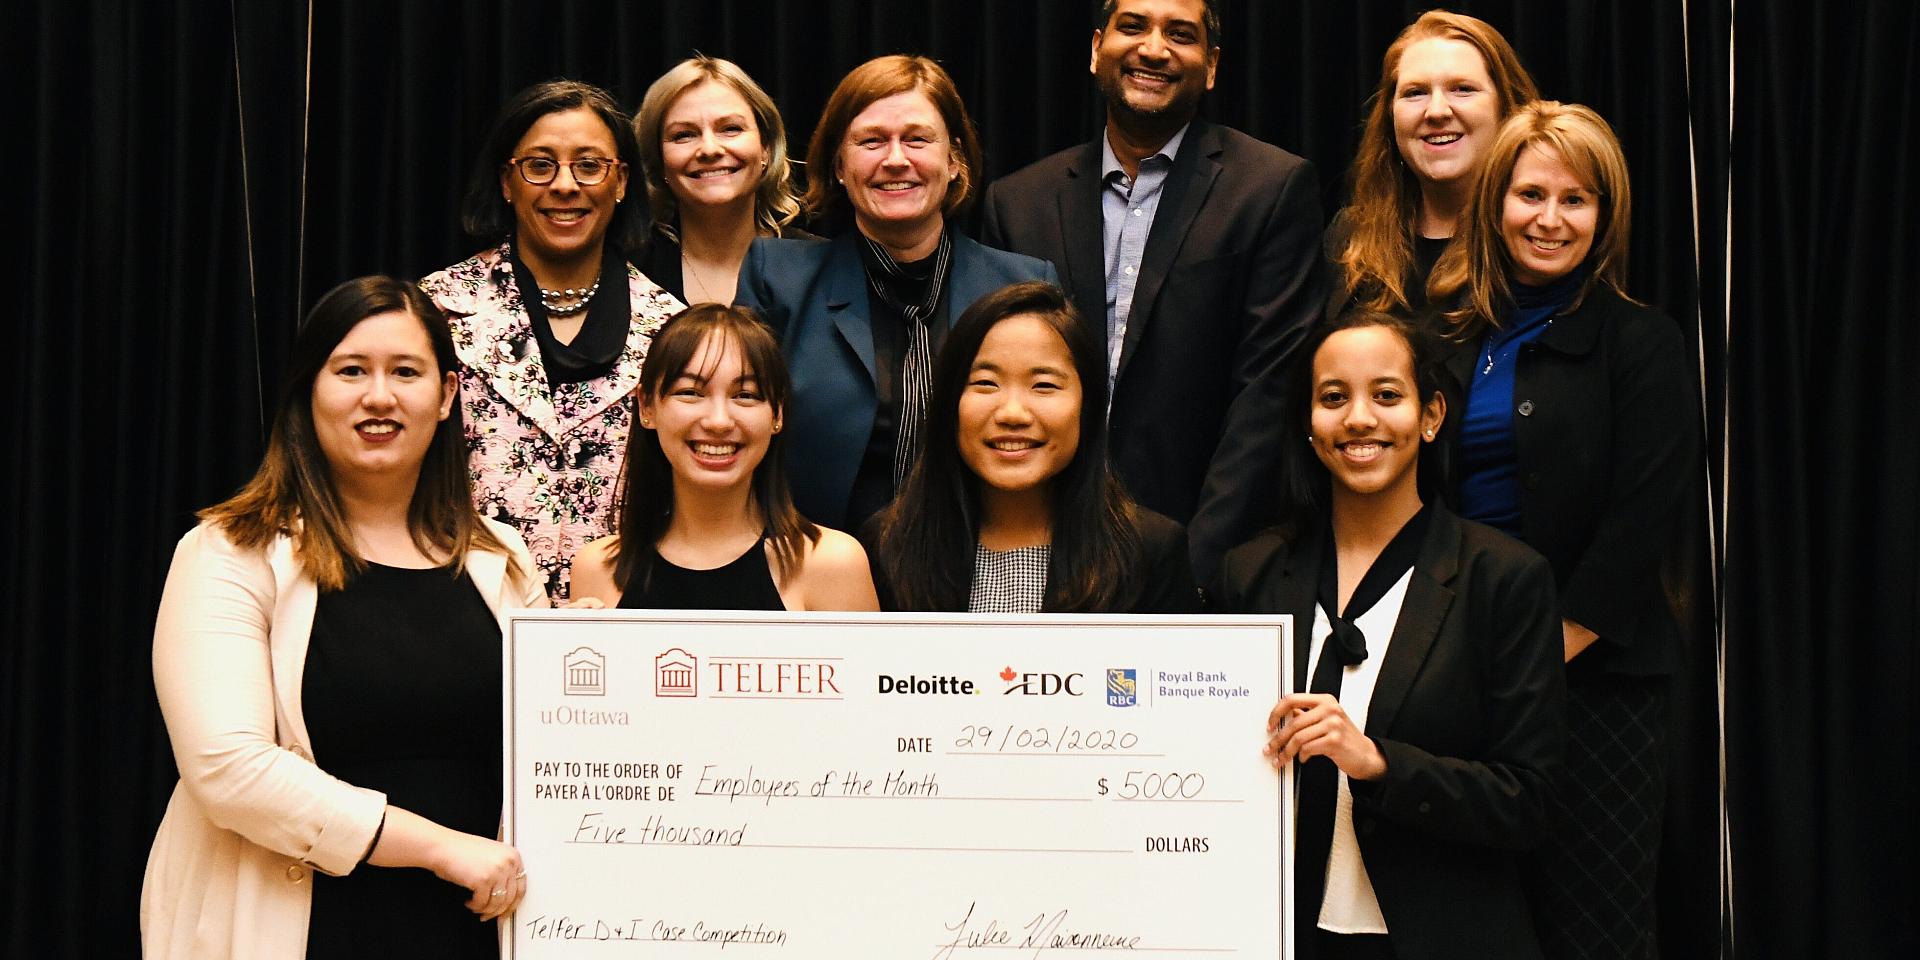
[421,242,682,599]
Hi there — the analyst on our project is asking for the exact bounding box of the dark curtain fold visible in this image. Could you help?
[1724,2,1920,956]
[10,0,1906,956]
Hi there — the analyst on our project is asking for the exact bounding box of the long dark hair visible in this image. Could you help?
[876,281,1143,612]
[460,78,645,252]
[1277,309,1452,535]
[200,276,515,591]
[610,303,818,591]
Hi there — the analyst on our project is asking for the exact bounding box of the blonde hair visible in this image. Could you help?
[1429,101,1636,340]
[633,55,801,240]
[1337,10,1539,314]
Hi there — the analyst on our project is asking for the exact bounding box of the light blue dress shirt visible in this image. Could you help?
[1100,123,1190,390]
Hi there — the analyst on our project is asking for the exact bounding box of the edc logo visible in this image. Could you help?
[998,665,1085,696]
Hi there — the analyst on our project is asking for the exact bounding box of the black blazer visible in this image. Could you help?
[860,507,1201,614]
[978,117,1325,582]
[628,223,823,304]
[1443,285,1699,676]
[1212,506,1566,960]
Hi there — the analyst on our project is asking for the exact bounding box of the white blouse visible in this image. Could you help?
[1302,567,1414,934]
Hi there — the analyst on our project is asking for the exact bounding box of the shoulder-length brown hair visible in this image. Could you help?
[1429,101,1636,339]
[633,55,802,241]
[200,276,514,591]
[610,303,819,592]
[800,55,983,229]
[1337,10,1539,313]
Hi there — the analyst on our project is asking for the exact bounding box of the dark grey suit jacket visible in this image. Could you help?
[978,117,1326,582]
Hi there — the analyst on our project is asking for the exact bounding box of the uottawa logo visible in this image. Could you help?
[563,647,606,696]
[655,648,697,697]
[999,666,1085,696]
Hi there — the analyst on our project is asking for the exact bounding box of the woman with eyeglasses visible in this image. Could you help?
[629,55,813,306]
[422,80,684,600]
[734,55,1057,535]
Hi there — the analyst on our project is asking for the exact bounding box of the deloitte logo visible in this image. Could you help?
[877,674,977,695]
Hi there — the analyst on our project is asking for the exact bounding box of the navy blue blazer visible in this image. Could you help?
[734,231,1057,528]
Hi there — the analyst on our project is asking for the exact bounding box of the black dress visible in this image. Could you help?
[302,563,502,958]
[618,539,787,611]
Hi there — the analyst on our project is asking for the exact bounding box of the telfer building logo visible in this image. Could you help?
[1107,668,1137,707]
[655,647,698,697]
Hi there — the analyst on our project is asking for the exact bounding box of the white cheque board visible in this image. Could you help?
[505,611,1293,959]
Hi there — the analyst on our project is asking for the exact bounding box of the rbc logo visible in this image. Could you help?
[1107,668,1137,707]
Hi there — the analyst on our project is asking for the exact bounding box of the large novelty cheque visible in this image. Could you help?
[505,611,1294,958]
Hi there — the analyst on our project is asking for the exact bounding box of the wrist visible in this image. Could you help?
[1353,737,1389,781]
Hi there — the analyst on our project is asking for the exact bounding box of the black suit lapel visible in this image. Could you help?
[1060,142,1108,348]
[1248,526,1323,695]
[1365,509,1463,737]
[1117,121,1222,384]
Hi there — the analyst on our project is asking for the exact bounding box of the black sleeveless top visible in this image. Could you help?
[303,562,501,958]
[618,538,788,611]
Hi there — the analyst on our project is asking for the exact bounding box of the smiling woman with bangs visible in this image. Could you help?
[567,304,877,612]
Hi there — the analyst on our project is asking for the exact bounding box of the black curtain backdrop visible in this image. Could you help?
[6,1,1910,956]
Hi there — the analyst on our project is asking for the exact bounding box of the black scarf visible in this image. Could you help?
[510,239,628,388]
[856,229,955,491]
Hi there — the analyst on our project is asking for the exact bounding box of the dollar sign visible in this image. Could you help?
[1096,777,1108,796]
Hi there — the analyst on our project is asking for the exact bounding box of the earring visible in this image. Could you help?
[1424,430,1434,439]
[641,418,652,427]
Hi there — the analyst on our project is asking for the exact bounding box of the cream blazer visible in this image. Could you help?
[140,518,545,959]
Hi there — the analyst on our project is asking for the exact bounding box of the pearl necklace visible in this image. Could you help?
[539,278,601,316]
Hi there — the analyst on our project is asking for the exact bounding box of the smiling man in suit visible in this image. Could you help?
[978,0,1324,583]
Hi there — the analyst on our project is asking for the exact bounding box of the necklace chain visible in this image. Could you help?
[682,253,724,304]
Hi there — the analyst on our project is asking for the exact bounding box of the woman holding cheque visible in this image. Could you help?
[1211,312,1565,960]
[141,278,545,958]
[568,304,878,611]
[868,281,1199,613]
